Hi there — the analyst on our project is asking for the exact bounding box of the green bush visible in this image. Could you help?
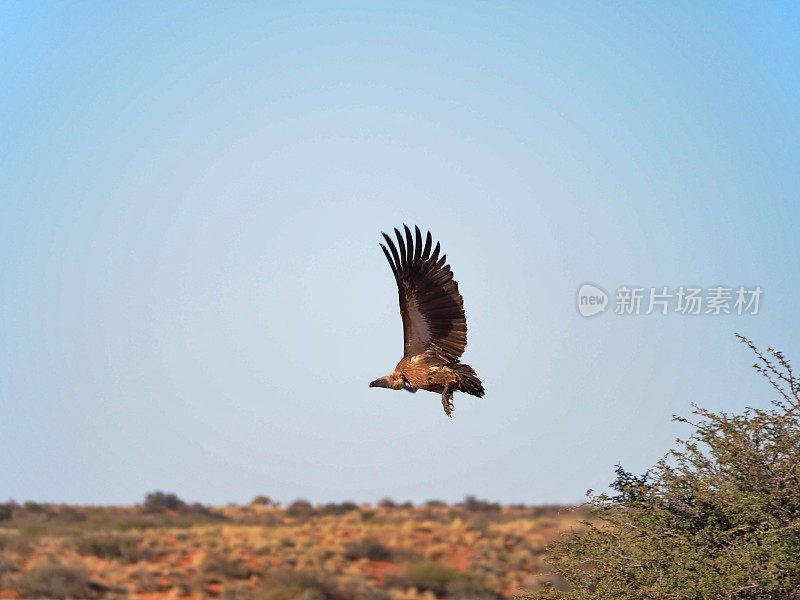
[22,501,44,514]
[338,578,391,600]
[75,533,144,562]
[251,495,274,506]
[262,587,326,600]
[142,491,187,514]
[58,506,87,523]
[0,554,19,586]
[527,337,800,599]
[260,570,331,600]
[203,553,254,580]
[344,537,393,561]
[130,568,159,593]
[462,496,500,513]
[354,589,390,600]
[222,584,254,600]
[528,505,570,519]
[402,561,491,598]
[425,499,447,508]
[18,561,95,599]
[3,524,41,559]
[0,504,14,522]
[286,500,315,518]
[188,502,224,520]
[318,501,359,516]
[332,578,391,600]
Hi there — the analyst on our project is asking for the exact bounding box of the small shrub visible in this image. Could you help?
[462,496,500,513]
[111,518,156,531]
[18,561,95,599]
[377,497,396,509]
[251,495,274,507]
[446,575,497,599]
[286,500,314,518]
[0,554,19,585]
[527,505,560,519]
[22,501,44,514]
[0,504,14,522]
[130,568,159,593]
[402,561,489,598]
[338,579,390,600]
[261,587,325,600]
[344,537,393,562]
[260,570,331,600]
[75,533,144,562]
[172,573,195,596]
[354,589,390,600]
[318,501,358,516]
[188,502,224,520]
[469,516,491,536]
[142,491,187,514]
[222,584,253,600]
[58,506,87,522]
[203,553,253,580]
[5,525,42,558]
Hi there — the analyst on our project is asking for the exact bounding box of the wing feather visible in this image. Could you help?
[378,225,468,361]
[394,228,406,269]
[380,244,397,278]
[382,233,401,275]
[403,225,414,265]
[422,231,432,260]
[413,226,423,263]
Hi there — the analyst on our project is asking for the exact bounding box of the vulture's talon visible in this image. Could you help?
[441,393,455,418]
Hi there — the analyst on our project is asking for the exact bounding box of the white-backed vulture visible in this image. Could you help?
[369,225,484,417]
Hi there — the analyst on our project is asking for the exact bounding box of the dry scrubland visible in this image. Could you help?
[0,495,584,600]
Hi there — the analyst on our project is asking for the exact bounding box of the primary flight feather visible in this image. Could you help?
[369,225,485,417]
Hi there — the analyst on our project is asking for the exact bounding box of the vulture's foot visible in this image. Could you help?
[441,390,454,418]
[403,383,418,393]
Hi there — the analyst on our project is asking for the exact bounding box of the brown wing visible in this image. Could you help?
[379,225,467,361]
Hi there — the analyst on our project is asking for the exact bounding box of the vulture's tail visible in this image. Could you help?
[455,363,485,398]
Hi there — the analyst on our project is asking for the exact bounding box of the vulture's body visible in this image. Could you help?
[369,225,484,417]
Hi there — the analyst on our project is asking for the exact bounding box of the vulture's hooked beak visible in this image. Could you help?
[369,377,390,388]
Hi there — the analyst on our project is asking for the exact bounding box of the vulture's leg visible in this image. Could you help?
[441,385,455,418]
[403,382,418,393]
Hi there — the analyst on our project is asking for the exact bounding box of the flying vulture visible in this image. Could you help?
[369,225,485,417]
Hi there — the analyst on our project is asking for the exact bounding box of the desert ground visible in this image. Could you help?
[0,495,585,600]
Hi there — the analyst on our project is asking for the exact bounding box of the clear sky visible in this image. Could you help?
[2,2,799,506]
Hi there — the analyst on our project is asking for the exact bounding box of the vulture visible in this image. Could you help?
[369,225,485,417]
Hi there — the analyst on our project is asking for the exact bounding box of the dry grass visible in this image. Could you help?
[0,499,585,599]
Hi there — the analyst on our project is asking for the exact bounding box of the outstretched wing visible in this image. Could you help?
[379,225,467,361]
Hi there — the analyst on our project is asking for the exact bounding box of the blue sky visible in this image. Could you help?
[2,2,799,506]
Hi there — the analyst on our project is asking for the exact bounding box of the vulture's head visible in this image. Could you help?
[369,371,405,390]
